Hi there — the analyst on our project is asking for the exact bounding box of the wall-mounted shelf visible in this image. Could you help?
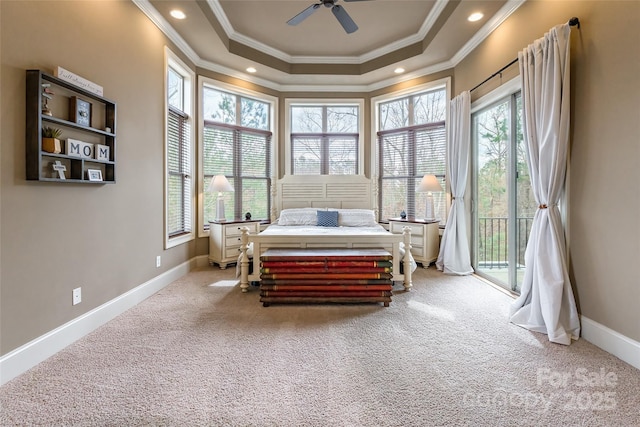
[26,69,117,183]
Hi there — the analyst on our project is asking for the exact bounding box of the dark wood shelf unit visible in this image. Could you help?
[26,69,117,183]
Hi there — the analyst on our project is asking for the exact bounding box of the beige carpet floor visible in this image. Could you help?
[0,266,638,426]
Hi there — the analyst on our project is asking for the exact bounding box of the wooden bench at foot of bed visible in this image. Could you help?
[258,248,394,307]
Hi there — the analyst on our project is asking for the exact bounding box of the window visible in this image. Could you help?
[165,49,195,248]
[201,82,274,227]
[471,78,533,294]
[286,100,363,175]
[375,83,448,222]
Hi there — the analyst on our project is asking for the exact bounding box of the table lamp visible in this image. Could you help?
[209,175,234,221]
[417,174,442,221]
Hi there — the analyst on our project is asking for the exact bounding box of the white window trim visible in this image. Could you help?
[198,76,278,237]
[164,47,196,249]
[471,76,520,113]
[370,77,451,181]
[284,98,365,177]
[370,77,451,214]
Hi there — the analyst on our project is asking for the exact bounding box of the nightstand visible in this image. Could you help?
[389,218,440,268]
[208,219,260,269]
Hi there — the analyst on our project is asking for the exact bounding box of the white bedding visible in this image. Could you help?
[260,223,390,236]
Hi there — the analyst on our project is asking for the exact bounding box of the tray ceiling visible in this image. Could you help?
[135,0,523,90]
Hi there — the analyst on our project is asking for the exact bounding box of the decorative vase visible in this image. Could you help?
[42,137,61,154]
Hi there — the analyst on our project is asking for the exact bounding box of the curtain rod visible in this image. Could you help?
[469,17,580,93]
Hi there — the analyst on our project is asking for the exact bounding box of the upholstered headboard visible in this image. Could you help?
[275,175,374,217]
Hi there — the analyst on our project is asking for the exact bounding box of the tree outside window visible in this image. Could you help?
[202,86,272,223]
[378,88,447,221]
[290,105,359,175]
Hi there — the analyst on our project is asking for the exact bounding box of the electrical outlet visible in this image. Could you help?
[156,256,161,268]
[72,287,82,305]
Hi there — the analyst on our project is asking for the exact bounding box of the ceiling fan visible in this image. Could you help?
[287,0,371,34]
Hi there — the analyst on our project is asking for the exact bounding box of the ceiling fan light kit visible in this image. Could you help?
[287,0,371,34]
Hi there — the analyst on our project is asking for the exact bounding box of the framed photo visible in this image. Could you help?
[69,96,92,127]
[87,169,103,182]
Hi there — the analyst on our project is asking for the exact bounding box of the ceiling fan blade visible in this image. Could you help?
[287,3,321,26]
[332,4,358,34]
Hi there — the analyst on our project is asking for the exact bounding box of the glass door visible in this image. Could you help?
[472,92,534,293]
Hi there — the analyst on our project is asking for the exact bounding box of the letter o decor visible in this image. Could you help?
[66,138,94,159]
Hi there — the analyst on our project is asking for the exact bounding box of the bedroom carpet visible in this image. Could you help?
[1,267,638,426]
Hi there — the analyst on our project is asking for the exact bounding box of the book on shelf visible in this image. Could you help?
[260,284,392,292]
[260,296,391,304]
[259,278,392,286]
[260,266,391,274]
[259,272,392,280]
[261,253,391,262]
[260,290,392,298]
[260,260,393,269]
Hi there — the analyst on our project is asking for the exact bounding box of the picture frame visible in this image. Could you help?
[69,96,92,127]
[87,169,103,182]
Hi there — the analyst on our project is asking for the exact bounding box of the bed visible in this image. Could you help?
[238,207,415,294]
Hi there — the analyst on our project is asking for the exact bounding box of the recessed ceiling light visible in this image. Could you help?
[246,67,257,73]
[394,67,405,74]
[468,12,483,22]
[170,10,186,20]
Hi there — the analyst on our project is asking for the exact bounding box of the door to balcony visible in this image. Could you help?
[471,92,535,294]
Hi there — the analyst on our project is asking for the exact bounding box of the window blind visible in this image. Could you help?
[203,121,272,221]
[167,105,191,236]
[291,133,358,175]
[378,121,446,220]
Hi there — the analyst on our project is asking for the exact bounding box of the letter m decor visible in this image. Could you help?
[95,144,110,161]
[66,138,94,159]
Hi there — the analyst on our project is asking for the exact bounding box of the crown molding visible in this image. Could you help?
[356,0,448,64]
[208,0,449,65]
[208,0,299,63]
[134,0,525,93]
[450,0,527,66]
[194,58,456,93]
[197,58,292,91]
[133,0,200,63]
[206,0,234,35]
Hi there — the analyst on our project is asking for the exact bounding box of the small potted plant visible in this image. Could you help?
[42,126,62,154]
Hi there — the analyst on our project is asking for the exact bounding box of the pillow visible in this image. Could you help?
[317,210,339,227]
[277,208,318,226]
[337,209,378,227]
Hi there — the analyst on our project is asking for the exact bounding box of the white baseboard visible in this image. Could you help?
[194,254,210,268]
[0,257,205,386]
[3,267,636,386]
[581,315,640,370]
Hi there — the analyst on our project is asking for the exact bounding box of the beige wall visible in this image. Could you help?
[0,1,202,354]
[455,1,640,342]
[1,0,638,359]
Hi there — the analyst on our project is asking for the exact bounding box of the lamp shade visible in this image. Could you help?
[416,174,442,221]
[209,175,234,222]
[208,175,234,193]
[416,174,442,193]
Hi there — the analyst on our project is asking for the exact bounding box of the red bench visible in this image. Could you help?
[259,248,394,307]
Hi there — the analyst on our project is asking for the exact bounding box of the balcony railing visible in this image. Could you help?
[477,217,534,269]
